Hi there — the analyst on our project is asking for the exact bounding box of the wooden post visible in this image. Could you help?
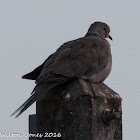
[29,80,122,140]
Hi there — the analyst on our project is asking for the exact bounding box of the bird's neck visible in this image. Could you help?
[85,32,106,40]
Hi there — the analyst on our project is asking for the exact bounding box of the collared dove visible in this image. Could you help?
[11,22,112,118]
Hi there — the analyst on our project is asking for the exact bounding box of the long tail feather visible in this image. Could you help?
[11,82,62,118]
[11,94,36,118]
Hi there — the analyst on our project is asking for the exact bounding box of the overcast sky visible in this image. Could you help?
[0,0,140,140]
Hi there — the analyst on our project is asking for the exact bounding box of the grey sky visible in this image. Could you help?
[0,0,140,139]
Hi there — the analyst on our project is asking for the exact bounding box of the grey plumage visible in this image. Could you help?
[11,22,112,117]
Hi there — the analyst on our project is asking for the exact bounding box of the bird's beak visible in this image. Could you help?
[109,35,113,40]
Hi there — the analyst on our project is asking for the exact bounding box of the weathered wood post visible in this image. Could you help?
[29,80,122,140]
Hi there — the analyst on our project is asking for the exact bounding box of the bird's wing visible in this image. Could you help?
[53,44,92,77]
[36,38,93,84]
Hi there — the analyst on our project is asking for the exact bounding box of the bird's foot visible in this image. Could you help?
[79,78,96,99]
[81,90,94,98]
[86,80,97,98]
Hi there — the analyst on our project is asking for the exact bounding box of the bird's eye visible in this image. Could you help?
[104,28,106,30]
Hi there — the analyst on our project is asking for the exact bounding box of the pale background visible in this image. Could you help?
[0,0,140,140]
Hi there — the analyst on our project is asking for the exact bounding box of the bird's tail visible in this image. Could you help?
[11,93,36,118]
[11,81,65,118]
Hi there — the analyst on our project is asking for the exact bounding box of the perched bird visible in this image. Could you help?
[11,22,112,118]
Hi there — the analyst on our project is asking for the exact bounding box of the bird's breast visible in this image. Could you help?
[89,53,112,83]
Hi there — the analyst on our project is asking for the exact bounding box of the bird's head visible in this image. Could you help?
[86,22,112,40]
